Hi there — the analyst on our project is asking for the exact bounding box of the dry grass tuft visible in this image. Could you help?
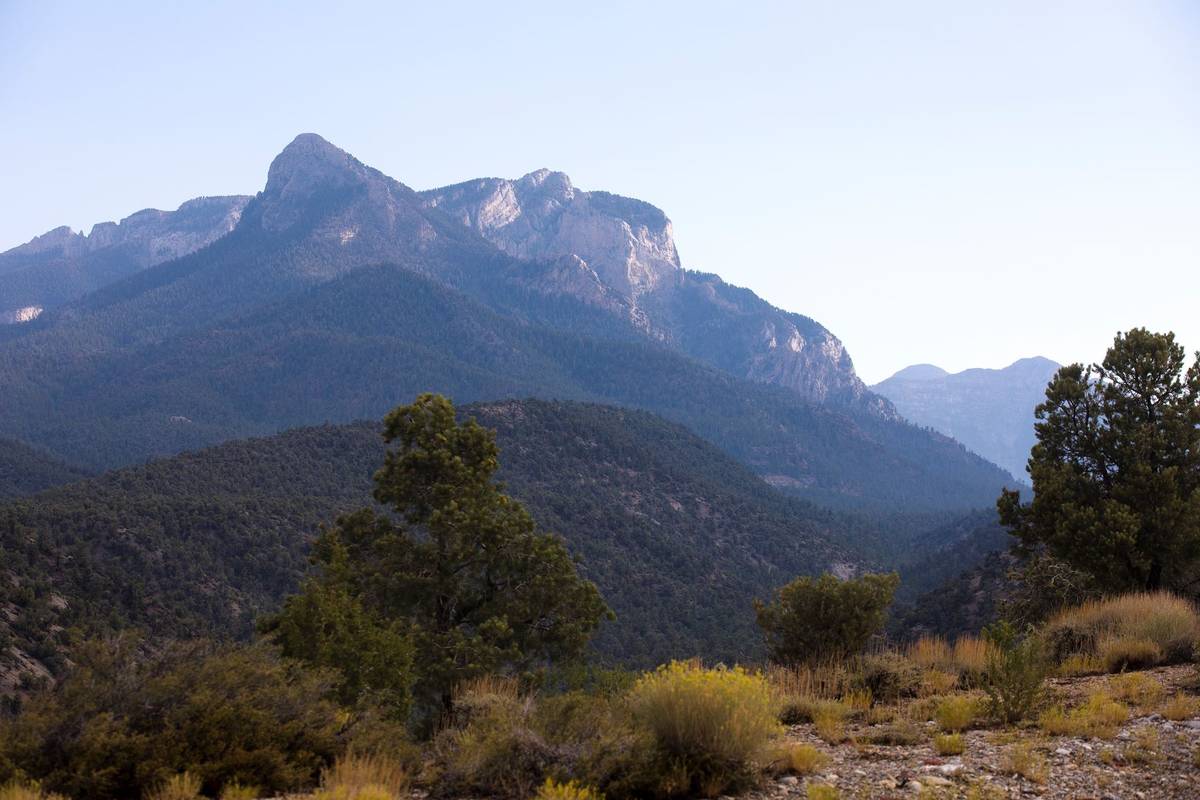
[806,785,839,800]
[933,732,965,755]
[1161,693,1200,721]
[1056,653,1105,677]
[934,695,980,732]
[146,774,202,800]
[1000,743,1048,783]
[769,742,829,775]
[316,753,409,800]
[1109,672,1165,709]
[218,783,259,800]
[1038,692,1129,739]
[812,703,848,744]
[533,779,604,800]
[0,783,68,800]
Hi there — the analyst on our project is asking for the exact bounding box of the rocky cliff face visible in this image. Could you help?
[0,195,249,317]
[873,356,1062,479]
[422,171,880,410]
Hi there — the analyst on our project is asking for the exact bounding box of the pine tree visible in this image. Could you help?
[273,394,611,715]
[999,329,1200,591]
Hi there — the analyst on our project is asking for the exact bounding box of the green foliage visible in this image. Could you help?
[999,328,1200,592]
[626,661,781,797]
[756,572,900,664]
[982,621,1047,724]
[0,397,881,697]
[0,439,88,501]
[265,578,415,718]
[288,394,612,715]
[0,637,342,800]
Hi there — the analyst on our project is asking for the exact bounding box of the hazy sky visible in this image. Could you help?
[2,1,1197,383]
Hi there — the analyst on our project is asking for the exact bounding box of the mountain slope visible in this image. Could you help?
[0,399,864,692]
[0,196,249,321]
[0,439,89,500]
[422,171,882,410]
[0,134,1014,512]
[872,357,1061,479]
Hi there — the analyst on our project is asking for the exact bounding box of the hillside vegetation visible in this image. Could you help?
[0,399,873,693]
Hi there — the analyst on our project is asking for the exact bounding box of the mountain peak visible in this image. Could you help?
[264,133,361,197]
[517,168,573,196]
[887,364,949,382]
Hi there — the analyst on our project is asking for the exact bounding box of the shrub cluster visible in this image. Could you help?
[430,661,780,800]
[1038,592,1200,671]
[0,638,343,800]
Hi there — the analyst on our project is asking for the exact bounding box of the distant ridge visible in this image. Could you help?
[873,356,1062,479]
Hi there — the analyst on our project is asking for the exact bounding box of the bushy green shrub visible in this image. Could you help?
[627,661,781,797]
[0,637,342,800]
[982,622,1047,724]
[756,573,900,664]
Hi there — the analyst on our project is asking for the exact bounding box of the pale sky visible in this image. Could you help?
[2,1,1197,383]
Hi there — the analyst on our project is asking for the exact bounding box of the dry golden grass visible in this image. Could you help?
[1161,693,1200,721]
[1000,743,1048,783]
[952,636,995,675]
[1056,653,1105,677]
[769,742,830,775]
[842,688,873,713]
[533,780,604,800]
[1042,592,1200,669]
[1124,727,1161,764]
[218,783,259,800]
[0,783,68,800]
[934,695,979,732]
[806,785,839,800]
[146,774,202,800]
[316,753,409,800]
[1109,672,1165,710]
[812,704,848,744]
[933,732,965,755]
[919,669,959,697]
[907,636,952,668]
[1038,692,1129,739]
[1098,637,1164,673]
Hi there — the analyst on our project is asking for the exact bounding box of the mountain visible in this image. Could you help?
[872,356,1062,479]
[422,172,881,410]
[0,196,249,321]
[0,399,869,695]
[0,134,1014,512]
[0,439,89,500]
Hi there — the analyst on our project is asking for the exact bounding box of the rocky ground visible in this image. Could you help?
[747,666,1200,800]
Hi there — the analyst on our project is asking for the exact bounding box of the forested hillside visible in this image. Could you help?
[0,399,873,695]
[0,439,89,500]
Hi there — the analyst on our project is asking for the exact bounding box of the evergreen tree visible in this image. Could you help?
[274,394,611,715]
[999,329,1200,591]
[754,571,899,664]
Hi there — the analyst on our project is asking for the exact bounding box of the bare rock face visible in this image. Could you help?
[0,195,250,317]
[423,170,681,303]
[422,171,882,411]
